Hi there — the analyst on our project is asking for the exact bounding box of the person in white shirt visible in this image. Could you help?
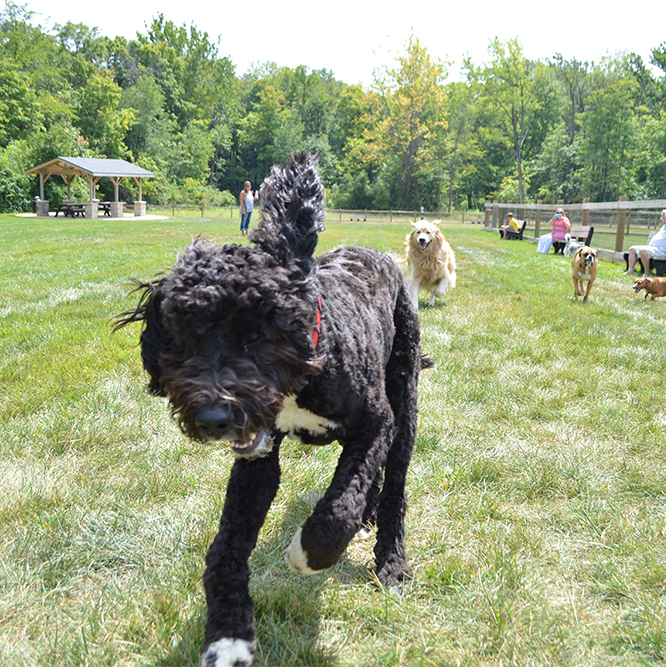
[625,209,666,276]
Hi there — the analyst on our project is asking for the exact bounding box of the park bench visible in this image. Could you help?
[552,225,594,254]
[623,231,666,276]
[98,202,111,216]
[498,219,527,240]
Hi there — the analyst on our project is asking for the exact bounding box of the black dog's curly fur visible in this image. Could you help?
[116,152,432,667]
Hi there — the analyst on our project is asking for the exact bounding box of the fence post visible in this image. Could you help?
[339,208,341,221]
[535,200,542,238]
[615,195,629,253]
[582,198,590,228]
[484,200,490,227]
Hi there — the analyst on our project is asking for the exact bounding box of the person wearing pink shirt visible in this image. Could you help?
[549,208,571,254]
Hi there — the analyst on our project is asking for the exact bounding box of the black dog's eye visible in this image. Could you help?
[247,331,261,344]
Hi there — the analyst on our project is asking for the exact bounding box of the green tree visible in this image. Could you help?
[76,69,134,157]
[0,55,42,145]
[473,39,540,203]
[579,69,638,201]
[370,34,448,209]
[121,74,178,161]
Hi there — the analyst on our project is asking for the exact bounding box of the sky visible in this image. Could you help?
[22,0,666,85]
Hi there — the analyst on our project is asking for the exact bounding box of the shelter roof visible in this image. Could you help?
[27,157,155,178]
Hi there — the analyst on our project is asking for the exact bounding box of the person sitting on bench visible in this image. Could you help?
[500,212,521,239]
[625,209,666,276]
[548,208,571,254]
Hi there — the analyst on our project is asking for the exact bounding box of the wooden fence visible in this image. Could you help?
[484,198,666,255]
[151,205,480,223]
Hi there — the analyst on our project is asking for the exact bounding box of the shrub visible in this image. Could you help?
[0,142,31,212]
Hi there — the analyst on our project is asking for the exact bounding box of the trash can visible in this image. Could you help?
[32,196,40,213]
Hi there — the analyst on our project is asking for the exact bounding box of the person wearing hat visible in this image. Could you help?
[500,212,521,239]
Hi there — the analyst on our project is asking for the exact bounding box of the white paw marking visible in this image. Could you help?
[285,527,318,575]
[356,526,373,540]
[275,395,339,438]
[200,638,255,667]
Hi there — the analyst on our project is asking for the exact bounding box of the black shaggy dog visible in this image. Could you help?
[116,152,432,667]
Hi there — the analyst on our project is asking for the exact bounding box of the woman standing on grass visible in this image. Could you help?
[239,181,254,236]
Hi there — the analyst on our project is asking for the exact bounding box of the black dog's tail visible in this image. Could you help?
[421,355,436,370]
[251,151,325,274]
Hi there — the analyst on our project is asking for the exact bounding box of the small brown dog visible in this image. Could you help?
[572,246,598,302]
[633,276,666,300]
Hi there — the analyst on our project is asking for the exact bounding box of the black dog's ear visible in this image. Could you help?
[251,151,326,274]
[113,279,170,396]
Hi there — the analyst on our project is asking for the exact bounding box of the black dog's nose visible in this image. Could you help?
[195,405,232,439]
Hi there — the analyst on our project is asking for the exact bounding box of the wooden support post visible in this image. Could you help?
[615,195,629,253]
[582,197,590,227]
[535,200,542,237]
[484,200,490,227]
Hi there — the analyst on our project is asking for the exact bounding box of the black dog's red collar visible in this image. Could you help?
[313,294,322,349]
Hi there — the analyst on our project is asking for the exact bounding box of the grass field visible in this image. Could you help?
[2,213,666,666]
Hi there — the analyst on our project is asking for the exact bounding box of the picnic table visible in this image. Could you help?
[54,203,85,217]
[54,202,112,218]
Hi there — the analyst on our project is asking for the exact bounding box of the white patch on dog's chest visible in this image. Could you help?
[276,395,339,438]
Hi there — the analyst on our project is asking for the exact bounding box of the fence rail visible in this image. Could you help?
[148,205,482,223]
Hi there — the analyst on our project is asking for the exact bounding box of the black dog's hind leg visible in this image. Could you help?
[285,405,395,574]
[374,292,421,587]
[361,468,383,533]
[200,441,282,667]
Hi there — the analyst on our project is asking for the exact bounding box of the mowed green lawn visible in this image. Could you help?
[1,213,665,666]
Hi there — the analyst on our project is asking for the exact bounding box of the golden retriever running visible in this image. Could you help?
[405,220,456,308]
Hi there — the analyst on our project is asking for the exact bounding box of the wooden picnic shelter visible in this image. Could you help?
[26,157,155,218]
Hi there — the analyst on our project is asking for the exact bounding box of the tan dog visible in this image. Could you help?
[572,246,598,302]
[633,276,666,300]
[405,219,456,308]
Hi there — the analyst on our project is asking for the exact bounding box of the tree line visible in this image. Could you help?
[1,1,665,213]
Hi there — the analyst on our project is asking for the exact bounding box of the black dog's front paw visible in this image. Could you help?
[200,638,256,667]
[375,556,412,590]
